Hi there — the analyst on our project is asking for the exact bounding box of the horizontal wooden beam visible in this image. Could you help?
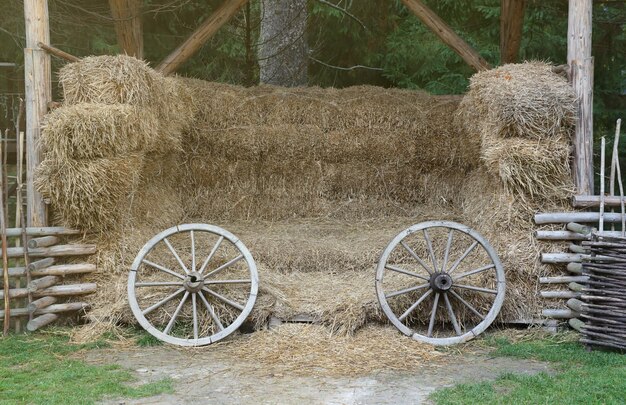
[535,212,626,224]
[401,0,490,71]
[540,290,582,299]
[0,302,89,318]
[2,227,79,237]
[156,0,249,75]
[4,244,96,258]
[572,195,626,208]
[38,42,79,62]
[0,283,97,299]
[8,263,96,278]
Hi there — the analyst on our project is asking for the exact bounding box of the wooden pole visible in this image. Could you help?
[108,0,143,58]
[500,0,526,64]
[400,0,490,72]
[568,0,594,195]
[1,153,8,336]
[156,0,249,75]
[24,0,50,227]
[37,42,79,63]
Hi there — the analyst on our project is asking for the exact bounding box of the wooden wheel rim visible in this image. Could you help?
[376,221,505,346]
[128,224,259,347]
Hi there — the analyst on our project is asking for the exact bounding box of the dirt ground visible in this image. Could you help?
[82,342,552,405]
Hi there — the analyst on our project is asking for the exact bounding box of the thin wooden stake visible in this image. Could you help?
[1,140,9,335]
[600,137,606,233]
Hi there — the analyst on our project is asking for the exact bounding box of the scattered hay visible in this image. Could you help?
[41,103,159,160]
[214,324,444,377]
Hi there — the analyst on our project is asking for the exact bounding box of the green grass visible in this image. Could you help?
[0,331,173,405]
[431,333,626,405]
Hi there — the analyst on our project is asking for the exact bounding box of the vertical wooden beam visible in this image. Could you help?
[500,0,526,64]
[400,0,490,72]
[24,0,50,227]
[568,0,594,195]
[108,0,143,59]
[156,0,249,76]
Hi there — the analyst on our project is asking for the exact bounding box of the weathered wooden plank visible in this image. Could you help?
[28,236,59,248]
[27,313,57,331]
[401,0,490,72]
[572,195,626,208]
[24,0,51,227]
[542,308,580,319]
[568,0,594,195]
[0,302,88,318]
[5,244,96,258]
[535,212,626,224]
[540,275,589,284]
[540,290,581,299]
[9,263,96,277]
[0,283,97,299]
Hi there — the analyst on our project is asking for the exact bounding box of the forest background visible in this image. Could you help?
[0,0,624,152]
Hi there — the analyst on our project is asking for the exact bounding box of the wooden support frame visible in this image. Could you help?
[24,0,50,227]
[108,0,143,58]
[400,0,490,72]
[157,0,249,75]
[568,0,594,195]
[500,0,526,64]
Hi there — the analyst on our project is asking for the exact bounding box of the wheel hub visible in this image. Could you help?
[430,272,453,293]
[183,271,204,293]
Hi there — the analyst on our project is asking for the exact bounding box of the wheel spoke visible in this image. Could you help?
[205,279,251,285]
[449,290,485,320]
[199,236,224,274]
[191,230,196,273]
[454,264,496,281]
[441,230,454,272]
[427,293,440,337]
[142,259,185,280]
[198,290,225,331]
[204,255,244,278]
[385,264,430,281]
[447,241,479,275]
[192,293,199,340]
[443,293,462,335]
[163,291,190,335]
[202,287,244,311]
[385,283,430,299]
[423,229,439,273]
[401,241,433,275]
[399,289,433,321]
[142,288,185,316]
[164,237,190,275]
[454,284,498,295]
[135,281,184,287]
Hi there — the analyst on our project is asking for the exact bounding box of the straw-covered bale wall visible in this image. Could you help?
[36,56,576,339]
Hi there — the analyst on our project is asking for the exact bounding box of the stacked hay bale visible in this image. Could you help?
[37,56,193,232]
[35,56,576,339]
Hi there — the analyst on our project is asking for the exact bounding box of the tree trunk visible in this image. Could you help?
[500,0,525,64]
[258,0,308,86]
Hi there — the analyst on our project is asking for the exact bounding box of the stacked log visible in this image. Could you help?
[1,227,97,332]
[567,235,626,351]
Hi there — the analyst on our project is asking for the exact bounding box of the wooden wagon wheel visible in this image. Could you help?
[376,221,505,345]
[128,224,258,346]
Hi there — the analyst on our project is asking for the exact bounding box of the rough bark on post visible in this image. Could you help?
[258,0,308,86]
[401,0,490,72]
[500,0,526,63]
[108,0,143,58]
[24,0,50,227]
[568,0,594,195]
[157,0,249,75]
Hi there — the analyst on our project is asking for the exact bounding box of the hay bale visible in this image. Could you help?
[482,137,574,202]
[35,154,144,232]
[461,61,577,141]
[59,55,157,106]
[41,103,159,160]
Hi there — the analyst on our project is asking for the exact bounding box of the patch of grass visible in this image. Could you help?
[431,333,626,405]
[0,332,173,405]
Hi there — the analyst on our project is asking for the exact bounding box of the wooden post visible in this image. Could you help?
[156,0,249,75]
[568,0,594,195]
[400,0,490,72]
[108,0,143,58]
[24,0,50,227]
[500,0,526,64]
